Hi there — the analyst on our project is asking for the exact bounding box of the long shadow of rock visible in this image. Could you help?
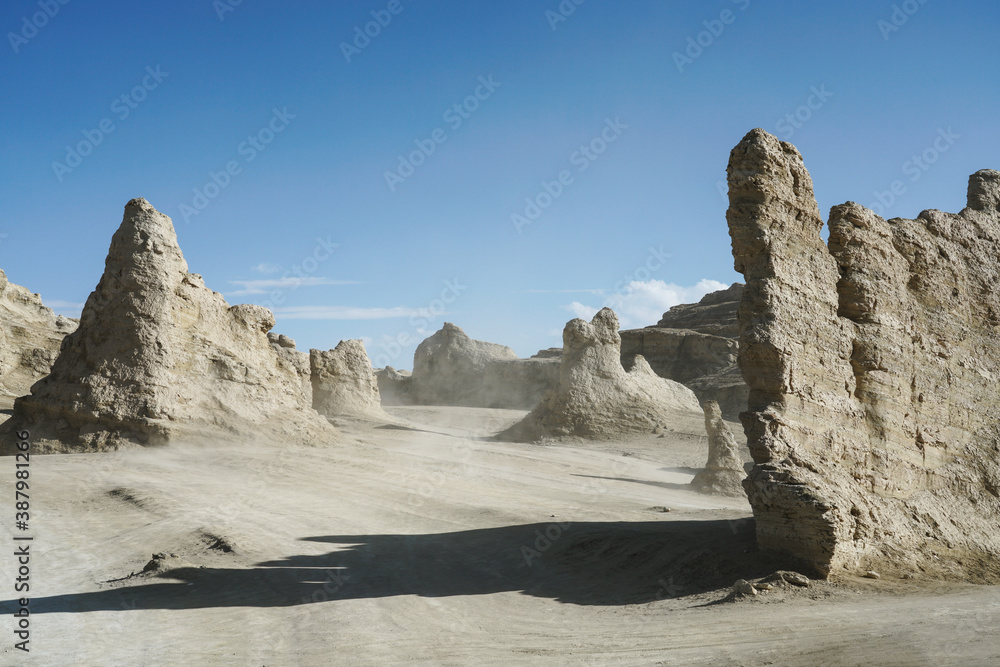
[11,519,788,614]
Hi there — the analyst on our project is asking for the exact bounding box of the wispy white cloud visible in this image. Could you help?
[271,305,434,320]
[44,299,85,316]
[227,277,360,296]
[253,262,282,275]
[523,288,607,295]
[562,279,729,329]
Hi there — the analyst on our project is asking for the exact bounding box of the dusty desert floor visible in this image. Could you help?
[2,406,999,666]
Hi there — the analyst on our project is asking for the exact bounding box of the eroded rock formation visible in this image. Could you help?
[498,308,700,441]
[0,269,77,407]
[375,366,412,406]
[310,339,389,421]
[691,400,746,497]
[620,284,747,420]
[409,323,558,409]
[1,198,335,452]
[728,129,1000,579]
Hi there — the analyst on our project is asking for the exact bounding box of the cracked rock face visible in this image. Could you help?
[310,339,389,421]
[1,198,335,452]
[0,269,77,406]
[728,129,1000,578]
[498,308,701,441]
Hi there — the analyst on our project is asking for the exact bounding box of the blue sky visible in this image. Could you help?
[2,0,997,368]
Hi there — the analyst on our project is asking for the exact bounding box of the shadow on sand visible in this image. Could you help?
[10,519,791,614]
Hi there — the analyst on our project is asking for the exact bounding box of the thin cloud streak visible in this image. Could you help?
[226,277,361,296]
[271,305,438,320]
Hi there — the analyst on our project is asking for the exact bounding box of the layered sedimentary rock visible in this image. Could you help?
[728,129,1000,578]
[655,282,742,336]
[0,270,78,406]
[620,287,748,421]
[691,400,745,497]
[499,308,700,441]
[409,323,558,409]
[1,198,335,452]
[310,339,389,421]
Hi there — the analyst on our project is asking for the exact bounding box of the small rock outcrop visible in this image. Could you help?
[728,129,1000,579]
[691,400,746,496]
[0,269,77,407]
[0,198,335,452]
[409,323,558,409]
[310,339,389,421]
[374,366,412,406]
[498,308,701,441]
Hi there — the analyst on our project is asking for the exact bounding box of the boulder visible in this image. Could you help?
[310,339,389,421]
[691,400,746,496]
[728,128,1000,579]
[0,269,77,407]
[498,308,701,441]
[0,198,335,452]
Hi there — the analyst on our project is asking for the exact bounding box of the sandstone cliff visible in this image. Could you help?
[728,129,1000,579]
[498,308,701,441]
[1,198,335,452]
[0,270,77,407]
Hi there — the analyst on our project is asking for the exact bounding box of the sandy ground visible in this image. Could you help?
[1,405,999,666]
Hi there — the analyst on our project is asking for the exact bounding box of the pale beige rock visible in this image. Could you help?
[310,339,390,421]
[0,269,77,405]
[728,128,1000,579]
[374,366,412,406]
[691,400,746,496]
[0,198,336,452]
[498,308,701,441]
[409,323,558,409]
